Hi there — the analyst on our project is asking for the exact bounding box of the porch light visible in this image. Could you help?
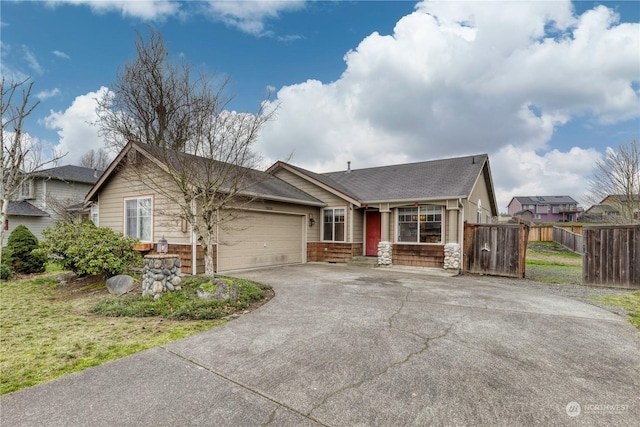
[309,213,315,227]
[157,236,169,253]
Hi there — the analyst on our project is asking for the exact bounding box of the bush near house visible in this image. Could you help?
[38,221,142,277]
[4,225,47,274]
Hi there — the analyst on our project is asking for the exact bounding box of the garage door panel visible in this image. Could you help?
[218,211,304,271]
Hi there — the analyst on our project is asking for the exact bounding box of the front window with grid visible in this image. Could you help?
[125,197,152,241]
[322,207,346,242]
[397,205,443,244]
[90,203,99,226]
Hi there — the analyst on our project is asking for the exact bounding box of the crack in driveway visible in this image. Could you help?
[307,286,455,419]
[159,346,328,427]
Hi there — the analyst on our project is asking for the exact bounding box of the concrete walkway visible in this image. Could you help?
[2,264,639,426]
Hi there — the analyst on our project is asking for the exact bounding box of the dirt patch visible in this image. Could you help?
[52,274,110,302]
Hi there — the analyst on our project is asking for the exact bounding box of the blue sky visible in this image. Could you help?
[1,1,639,211]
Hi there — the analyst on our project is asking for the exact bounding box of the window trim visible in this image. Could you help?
[395,204,444,245]
[123,196,153,242]
[19,179,34,199]
[321,206,347,242]
[90,203,99,226]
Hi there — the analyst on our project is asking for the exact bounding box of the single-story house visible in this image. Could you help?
[85,141,498,274]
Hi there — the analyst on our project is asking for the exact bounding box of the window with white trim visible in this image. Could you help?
[477,199,482,223]
[125,197,152,241]
[397,205,443,244]
[90,203,99,226]
[322,207,346,242]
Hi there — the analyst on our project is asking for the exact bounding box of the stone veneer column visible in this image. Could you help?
[142,254,182,300]
[377,241,392,266]
[443,243,461,271]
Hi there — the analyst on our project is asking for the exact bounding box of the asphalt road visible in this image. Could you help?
[2,264,639,426]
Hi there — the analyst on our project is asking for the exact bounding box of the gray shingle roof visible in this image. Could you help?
[33,165,102,184]
[514,196,578,205]
[314,154,489,203]
[7,201,50,217]
[133,143,324,206]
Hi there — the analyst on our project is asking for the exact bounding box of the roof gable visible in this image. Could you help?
[268,154,497,214]
[322,154,488,203]
[86,142,323,206]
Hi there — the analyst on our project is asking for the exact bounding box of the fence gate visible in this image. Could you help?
[463,223,529,278]
[583,225,640,289]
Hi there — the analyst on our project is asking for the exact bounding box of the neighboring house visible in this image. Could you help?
[3,165,102,245]
[86,142,498,274]
[507,196,582,222]
[599,194,640,221]
[584,204,619,222]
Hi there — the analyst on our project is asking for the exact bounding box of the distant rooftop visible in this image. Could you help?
[513,196,578,205]
[32,165,102,184]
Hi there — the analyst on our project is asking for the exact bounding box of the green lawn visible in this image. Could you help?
[0,273,232,394]
[593,291,640,330]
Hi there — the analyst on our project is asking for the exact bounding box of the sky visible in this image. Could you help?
[1,0,639,212]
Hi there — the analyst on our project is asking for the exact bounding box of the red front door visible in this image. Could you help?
[365,211,381,256]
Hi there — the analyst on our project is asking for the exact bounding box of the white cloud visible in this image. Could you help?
[256,0,639,209]
[45,0,305,35]
[52,50,71,59]
[491,145,602,211]
[36,88,61,101]
[46,0,180,21]
[22,45,43,75]
[43,88,108,165]
[201,0,306,36]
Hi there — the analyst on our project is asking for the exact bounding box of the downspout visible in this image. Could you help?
[216,208,220,274]
[459,198,464,274]
[349,203,354,248]
[191,198,197,276]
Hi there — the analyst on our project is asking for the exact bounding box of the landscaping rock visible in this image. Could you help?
[197,279,238,301]
[56,272,77,286]
[106,275,136,295]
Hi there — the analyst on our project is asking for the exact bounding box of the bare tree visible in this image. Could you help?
[1,77,65,259]
[586,139,640,224]
[95,28,275,276]
[79,148,110,171]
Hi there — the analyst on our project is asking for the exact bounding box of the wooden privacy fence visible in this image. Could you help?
[553,226,584,254]
[464,223,529,278]
[583,225,639,289]
[528,225,583,242]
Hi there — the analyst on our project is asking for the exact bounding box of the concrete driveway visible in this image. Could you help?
[2,264,639,426]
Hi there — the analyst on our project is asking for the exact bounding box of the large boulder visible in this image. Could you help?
[106,275,136,295]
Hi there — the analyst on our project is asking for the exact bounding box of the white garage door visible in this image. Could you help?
[218,211,305,272]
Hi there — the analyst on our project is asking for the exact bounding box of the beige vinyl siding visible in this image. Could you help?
[273,169,361,243]
[273,169,345,206]
[351,207,363,243]
[96,164,191,245]
[466,172,493,223]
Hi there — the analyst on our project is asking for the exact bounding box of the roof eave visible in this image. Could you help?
[244,192,327,207]
[361,195,468,205]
